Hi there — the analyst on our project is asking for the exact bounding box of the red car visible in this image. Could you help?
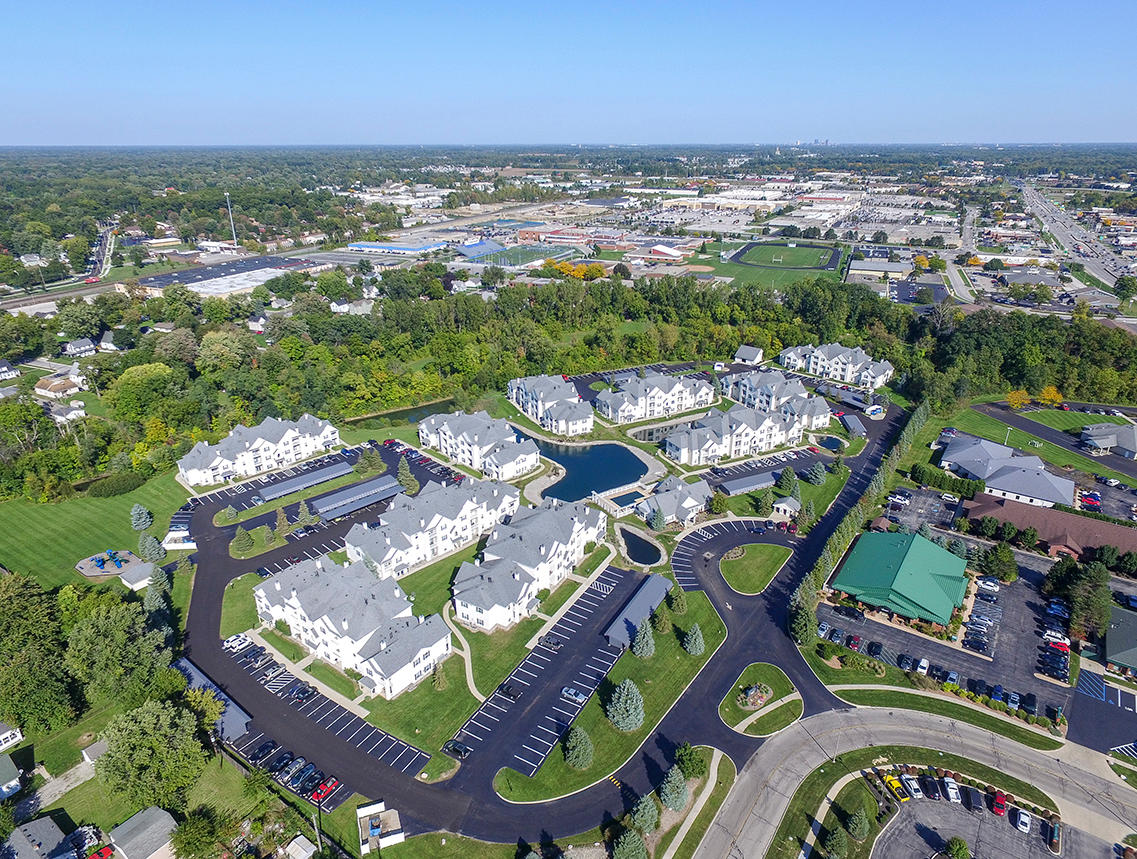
[992,790,1006,816]
[807,446,821,453]
[1046,640,1070,654]
[1058,404,1070,411]
[561,374,569,381]
[848,634,862,652]
[834,411,845,417]
[311,776,339,802]
[787,522,798,534]
[382,438,397,446]
[87,848,114,859]
[84,276,100,284]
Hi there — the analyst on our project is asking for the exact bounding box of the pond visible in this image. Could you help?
[345,399,457,428]
[520,434,648,502]
[620,527,662,566]
[818,435,844,452]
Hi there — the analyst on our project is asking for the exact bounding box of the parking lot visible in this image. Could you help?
[672,518,797,590]
[702,446,829,492]
[228,643,432,784]
[872,790,1106,858]
[453,567,639,776]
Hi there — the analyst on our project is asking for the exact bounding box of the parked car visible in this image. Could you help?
[897,654,914,671]
[498,683,521,702]
[816,622,831,639]
[279,757,306,784]
[87,849,113,859]
[441,740,471,760]
[916,657,929,676]
[919,773,941,800]
[828,627,845,644]
[963,785,984,815]
[900,774,924,799]
[250,740,278,765]
[867,641,883,658]
[312,777,339,802]
[223,633,251,652]
[300,770,324,795]
[883,775,909,802]
[539,634,563,651]
[975,592,998,604]
[1016,808,1032,834]
[289,763,316,791]
[976,579,1000,594]
[945,670,959,686]
[847,634,862,652]
[992,790,1007,816]
[1007,691,1021,710]
[1046,640,1070,654]
[266,751,293,775]
[942,776,962,804]
[561,686,589,705]
[1048,819,1063,854]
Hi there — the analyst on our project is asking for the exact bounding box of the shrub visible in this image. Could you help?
[675,742,706,779]
[658,764,688,811]
[562,725,593,769]
[605,679,644,731]
[631,623,655,659]
[87,471,146,497]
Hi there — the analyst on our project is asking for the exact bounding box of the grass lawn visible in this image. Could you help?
[262,628,305,663]
[701,242,841,290]
[0,470,189,588]
[719,544,792,594]
[1110,758,1137,787]
[18,699,125,776]
[306,660,359,699]
[229,524,287,559]
[540,577,582,616]
[213,467,383,526]
[494,591,726,801]
[186,753,261,817]
[1021,409,1128,432]
[816,779,884,859]
[45,775,141,833]
[170,565,194,632]
[726,467,848,523]
[719,662,794,728]
[769,745,1056,859]
[382,824,610,859]
[799,642,918,689]
[744,698,803,735]
[220,572,262,638]
[465,616,544,695]
[837,689,1062,751]
[398,542,480,617]
[654,750,737,859]
[740,244,831,268]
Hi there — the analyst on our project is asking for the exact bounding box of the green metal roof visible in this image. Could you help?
[1106,606,1137,672]
[830,532,968,625]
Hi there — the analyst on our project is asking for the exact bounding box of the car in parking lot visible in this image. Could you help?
[919,773,941,800]
[266,751,293,775]
[1007,691,1021,710]
[867,641,883,658]
[86,848,113,859]
[942,776,962,804]
[1045,640,1070,654]
[963,638,988,654]
[816,621,831,639]
[561,686,589,705]
[223,633,251,652]
[1016,808,1032,834]
[312,776,339,802]
[300,770,324,795]
[847,634,862,652]
[538,634,563,651]
[883,775,909,802]
[991,790,1006,816]
[963,785,984,814]
[249,740,278,764]
[897,653,914,671]
[916,657,929,676]
[498,683,521,702]
[828,627,845,644]
[442,740,472,760]
[899,774,924,799]
[976,579,1000,593]
[279,756,306,784]
[289,762,316,791]
[975,591,998,604]
[945,670,959,686]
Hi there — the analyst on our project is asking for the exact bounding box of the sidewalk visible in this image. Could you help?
[14,760,96,823]
[732,692,802,735]
[247,628,368,717]
[659,748,725,859]
[798,771,861,858]
[441,604,486,702]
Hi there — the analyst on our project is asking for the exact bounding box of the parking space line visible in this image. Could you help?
[510,676,530,686]
[528,652,550,663]
[553,705,576,717]
[485,700,509,712]
[516,667,539,679]
[534,725,560,738]
[522,744,547,756]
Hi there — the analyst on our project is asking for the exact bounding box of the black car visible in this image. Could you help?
[300,770,324,795]
[539,635,563,651]
[266,751,293,775]
[962,785,985,815]
[1022,693,1038,716]
[442,740,472,761]
[866,641,883,658]
[250,740,278,765]
[498,683,521,702]
[920,774,941,800]
[975,592,998,604]
[962,639,988,654]
[291,684,316,701]
[897,653,914,671]
[256,567,273,578]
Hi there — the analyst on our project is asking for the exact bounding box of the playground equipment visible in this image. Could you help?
[88,550,125,570]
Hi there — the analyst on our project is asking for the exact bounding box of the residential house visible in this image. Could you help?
[1081,423,1137,459]
[778,342,894,389]
[0,754,19,799]
[733,345,764,365]
[33,364,86,400]
[940,434,1074,507]
[594,373,714,424]
[62,338,95,358]
[635,476,711,526]
[418,411,540,480]
[330,299,375,315]
[246,315,267,334]
[344,479,519,579]
[109,807,176,859]
[2,816,74,859]
[0,361,18,381]
[45,401,85,425]
[177,414,340,486]
[97,331,120,353]
[507,375,594,436]
[255,558,451,700]
[452,498,606,631]
[0,723,22,753]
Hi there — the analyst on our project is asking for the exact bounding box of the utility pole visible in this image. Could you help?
[225,192,239,248]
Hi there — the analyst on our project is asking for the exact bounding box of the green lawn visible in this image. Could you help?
[17,699,125,776]
[262,628,305,662]
[306,661,359,699]
[1022,409,1128,432]
[540,577,583,616]
[740,244,831,268]
[837,689,1062,751]
[744,698,803,735]
[170,565,194,632]
[465,616,544,694]
[399,542,480,617]
[698,242,842,290]
[816,779,885,859]
[44,774,140,832]
[494,591,726,801]
[719,544,792,594]
[0,470,189,588]
[220,572,262,638]
[725,467,849,523]
[229,524,287,559]
[799,643,918,689]
[719,662,795,728]
[186,753,262,817]
[655,751,737,859]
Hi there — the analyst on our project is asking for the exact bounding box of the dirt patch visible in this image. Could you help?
[685,265,715,273]
[645,774,704,854]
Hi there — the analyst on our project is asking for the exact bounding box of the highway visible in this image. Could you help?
[1019,182,1121,288]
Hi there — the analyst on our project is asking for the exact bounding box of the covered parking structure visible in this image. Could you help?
[311,475,403,521]
[603,573,672,649]
[718,471,776,496]
[256,460,354,503]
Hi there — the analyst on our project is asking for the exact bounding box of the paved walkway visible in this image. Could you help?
[659,748,726,859]
[797,771,861,859]
[247,628,368,717]
[442,604,485,702]
[732,692,802,734]
[525,544,616,648]
[14,761,95,823]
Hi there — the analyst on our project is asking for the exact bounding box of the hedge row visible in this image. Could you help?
[910,462,984,499]
[86,471,146,497]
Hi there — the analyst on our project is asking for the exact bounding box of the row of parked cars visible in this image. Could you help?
[382,439,465,484]
[248,739,339,803]
[1038,598,1073,682]
[962,577,1003,655]
[881,770,1045,837]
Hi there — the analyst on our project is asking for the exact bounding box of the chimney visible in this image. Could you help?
[379,639,387,651]
[512,571,520,581]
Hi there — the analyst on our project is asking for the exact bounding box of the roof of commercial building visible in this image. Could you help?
[603,574,672,649]
[831,532,968,625]
[941,435,1074,505]
[964,494,1137,555]
[109,807,176,859]
[1106,606,1137,671]
[1082,422,1137,452]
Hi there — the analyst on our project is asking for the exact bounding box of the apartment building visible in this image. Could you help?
[664,401,827,466]
[594,372,714,424]
[418,411,540,480]
[507,375,594,436]
[177,414,340,486]
[778,343,894,389]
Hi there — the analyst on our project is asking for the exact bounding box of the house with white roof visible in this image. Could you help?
[594,372,714,424]
[254,557,451,699]
[507,374,593,436]
[344,480,519,579]
[778,343,894,389]
[176,414,340,486]
[452,499,606,632]
[418,411,539,480]
[940,434,1074,507]
[0,361,19,381]
[635,476,711,526]
[0,722,23,753]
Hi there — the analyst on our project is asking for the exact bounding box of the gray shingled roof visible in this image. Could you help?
[357,613,449,675]
[110,807,175,859]
[179,413,332,472]
[734,344,762,362]
[603,574,672,648]
[2,817,72,859]
[451,558,535,613]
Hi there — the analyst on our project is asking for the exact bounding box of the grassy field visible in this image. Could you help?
[696,242,842,290]
[306,660,359,698]
[724,466,849,523]
[740,244,831,268]
[229,524,287,559]
[262,628,305,662]
[494,591,726,801]
[220,572,262,638]
[744,698,803,735]
[540,577,583,616]
[465,616,544,694]
[719,662,795,728]
[816,779,885,859]
[719,544,792,594]
[0,470,189,588]
[399,542,481,617]
[17,699,125,775]
[837,689,1062,751]
[1021,409,1128,432]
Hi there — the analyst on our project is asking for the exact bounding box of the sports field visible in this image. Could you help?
[740,244,831,268]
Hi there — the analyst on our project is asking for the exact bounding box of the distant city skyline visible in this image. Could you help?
[2,0,1134,146]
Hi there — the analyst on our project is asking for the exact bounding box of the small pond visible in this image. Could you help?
[620,528,662,566]
[345,399,457,428]
[818,435,844,452]
[521,434,648,502]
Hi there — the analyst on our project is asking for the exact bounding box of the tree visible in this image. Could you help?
[232,526,253,553]
[709,490,728,515]
[396,456,419,495]
[297,499,315,526]
[651,605,669,634]
[675,741,707,779]
[788,595,818,643]
[431,664,447,691]
[1038,385,1063,406]
[1097,543,1120,569]
[804,461,827,485]
[1115,275,1137,303]
[183,687,224,738]
[1018,526,1039,550]
[242,767,272,800]
[980,542,1018,583]
[871,230,888,244]
[611,831,648,859]
[682,623,705,656]
[138,532,167,562]
[631,623,655,659]
[606,679,644,731]
[945,836,971,859]
[658,764,688,811]
[649,506,666,531]
[613,262,632,280]
[998,520,1018,544]
[222,504,237,521]
[847,807,870,841]
[104,362,176,423]
[776,466,797,492]
[171,805,236,859]
[563,724,593,769]
[98,699,206,810]
[913,254,930,271]
[976,516,999,538]
[0,801,13,844]
[629,793,659,833]
[823,827,848,858]
[756,488,774,517]
[668,585,687,615]
[66,602,172,705]
[1006,389,1031,409]
[130,503,154,531]
[275,506,290,537]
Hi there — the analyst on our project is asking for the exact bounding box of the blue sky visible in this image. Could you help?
[2,0,1134,145]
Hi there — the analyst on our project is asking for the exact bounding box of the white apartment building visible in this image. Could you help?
[664,399,829,466]
[254,558,450,700]
[452,499,606,632]
[723,369,811,411]
[507,375,594,436]
[344,479,519,579]
[778,343,894,389]
[177,414,340,486]
[417,411,540,480]
[593,372,714,424]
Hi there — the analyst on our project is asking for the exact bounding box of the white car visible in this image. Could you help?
[941,776,962,804]
[223,633,250,652]
[916,657,929,676]
[940,493,960,504]
[900,774,924,799]
[1016,809,1032,834]
[976,580,1000,593]
[1043,630,1071,646]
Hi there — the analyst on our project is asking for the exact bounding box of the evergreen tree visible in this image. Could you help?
[275,507,290,536]
[611,831,647,859]
[756,488,774,516]
[650,605,670,635]
[297,499,314,525]
[799,499,815,525]
[649,506,666,531]
[830,453,844,473]
[848,807,870,841]
[824,827,847,858]
[945,836,970,859]
[788,594,818,643]
[709,491,728,514]
[629,793,659,833]
[138,532,166,562]
[776,466,797,492]
[948,538,968,558]
[396,456,420,494]
[805,461,827,485]
[668,585,687,615]
[682,623,705,656]
[605,679,644,731]
[631,623,655,659]
[563,725,593,769]
[431,665,447,691]
[222,505,237,521]
[792,480,802,502]
[232,526,253,553]
[917,522,934,540]
[130,503,154,531]
[675,742,706,778]
[658,764,688,811]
